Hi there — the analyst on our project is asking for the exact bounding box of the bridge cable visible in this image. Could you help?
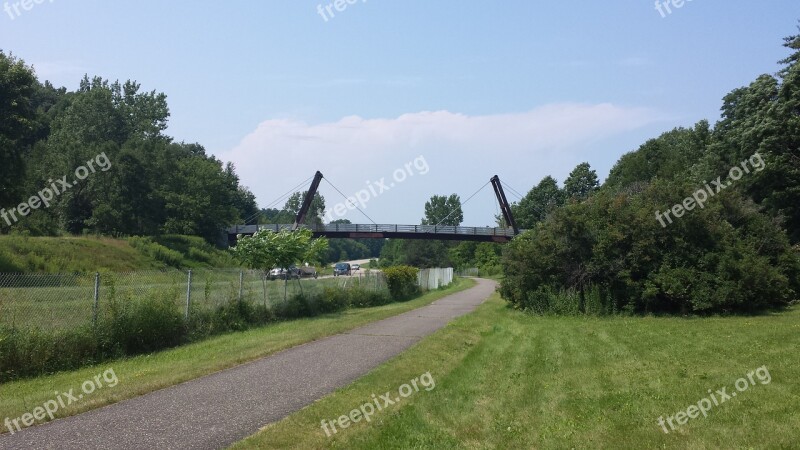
[499,181,525,201]
[501,180,551,220]
[241,175,317,225]
[494,195,504,227]
[434,180,492,227]
[241,175,315,225]
[263,175,316,211]
[322,178,378,225]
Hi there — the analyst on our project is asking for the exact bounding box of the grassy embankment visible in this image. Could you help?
[234,294,799,449]
[0,234,241,273]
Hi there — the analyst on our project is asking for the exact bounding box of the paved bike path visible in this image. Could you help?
[0,279,496,450]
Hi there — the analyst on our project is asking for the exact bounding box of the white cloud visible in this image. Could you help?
[30,61,88,81]
[220,104,665,225]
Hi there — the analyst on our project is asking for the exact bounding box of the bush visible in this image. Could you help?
[349,288,391,308]
[500,185,800,315]
[383,266,421,300]
[96,288,186,355]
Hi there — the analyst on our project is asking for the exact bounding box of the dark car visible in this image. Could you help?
[333,262,351,277]
[298,266,318,278]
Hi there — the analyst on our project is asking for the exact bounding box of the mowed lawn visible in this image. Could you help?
[235,294,800,449]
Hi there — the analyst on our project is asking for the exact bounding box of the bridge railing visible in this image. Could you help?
[227,224,518,237]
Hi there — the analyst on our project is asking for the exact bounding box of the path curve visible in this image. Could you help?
[0,279,497,450]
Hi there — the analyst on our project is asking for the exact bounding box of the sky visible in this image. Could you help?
[1,1,798,226]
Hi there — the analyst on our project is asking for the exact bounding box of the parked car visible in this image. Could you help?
[333,262,352,276]
[352,264,361,271]
[298,266,318,279]
[268,267,301,280]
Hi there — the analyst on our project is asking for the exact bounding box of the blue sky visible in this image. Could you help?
[1,1,798,225]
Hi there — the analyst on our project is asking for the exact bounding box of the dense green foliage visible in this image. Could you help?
[422,194,463,226]
[232,228,328,271]
[380,195,464,268]
[501,27,800,315]
[449,241,504,275]
[322,220,385,263]
[0,53,257,243]
[383,265,421,300]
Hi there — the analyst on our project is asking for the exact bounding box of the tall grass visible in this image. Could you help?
[522,284,615,316]
[0,234,241,274]
[0,281,399,381]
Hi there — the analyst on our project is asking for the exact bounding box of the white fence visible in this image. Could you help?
[418,268,454,290]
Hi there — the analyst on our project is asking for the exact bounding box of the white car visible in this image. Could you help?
[352,264,361,271]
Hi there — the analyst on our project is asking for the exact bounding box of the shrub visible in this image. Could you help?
[383,266,420,300]
[500,184,800,315]
[348,288,391,308]
[96,288,186,355]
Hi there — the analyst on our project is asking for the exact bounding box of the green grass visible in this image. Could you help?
[0,234,241,273]
[233,294,800,449]
[0,278,474,431]
[0,235,161,273]
[0,272,386,330]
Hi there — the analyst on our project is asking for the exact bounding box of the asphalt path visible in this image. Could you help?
[0,278,496,450]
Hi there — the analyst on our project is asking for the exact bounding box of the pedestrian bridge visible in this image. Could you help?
[227,223,518,244]
[227,171,523,245]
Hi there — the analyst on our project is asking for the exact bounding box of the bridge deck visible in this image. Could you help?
[227,224,518,243]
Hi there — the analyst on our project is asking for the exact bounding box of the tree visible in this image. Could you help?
[260,208,294,224]
[513,176,565,229]
[779,22,800,77]
[0,52,37,208]
[284,191,326,227]
[232,228,328,299]
[422,194,463,226]
[605,122,710,190]
[450,241,503,274]
[564,162,599,201]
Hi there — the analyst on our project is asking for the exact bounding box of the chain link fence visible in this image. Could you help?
[0,270,387,332]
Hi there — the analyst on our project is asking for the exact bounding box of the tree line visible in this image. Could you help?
[0,52,258,243]
[501,26,800,315]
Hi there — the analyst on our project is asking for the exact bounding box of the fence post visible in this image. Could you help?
[238,271,244,304]
[185,270,193,320]
[92,272,100,327]
[262,272,268,308]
